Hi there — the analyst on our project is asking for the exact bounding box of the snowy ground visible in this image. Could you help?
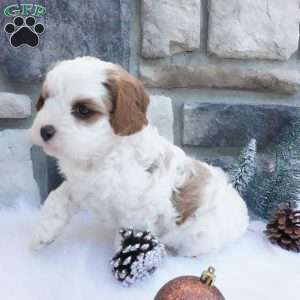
[0,203,299,300]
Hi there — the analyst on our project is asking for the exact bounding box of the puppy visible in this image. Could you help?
[31,57,249,256]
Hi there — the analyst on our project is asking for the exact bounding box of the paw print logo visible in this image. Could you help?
[4,16,44,48]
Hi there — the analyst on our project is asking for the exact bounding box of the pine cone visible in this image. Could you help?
[111,228,166,286]
[265,201,300,252]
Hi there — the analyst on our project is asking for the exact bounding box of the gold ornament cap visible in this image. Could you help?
[200,266,216,287]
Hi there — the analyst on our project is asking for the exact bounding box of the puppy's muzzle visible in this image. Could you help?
[40,125,56,142]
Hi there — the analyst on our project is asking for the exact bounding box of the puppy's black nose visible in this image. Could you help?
[40,125,56,142]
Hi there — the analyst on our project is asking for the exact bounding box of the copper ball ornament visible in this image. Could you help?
[154,267,225,300]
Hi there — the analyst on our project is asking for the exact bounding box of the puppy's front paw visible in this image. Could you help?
[30,230,55,251]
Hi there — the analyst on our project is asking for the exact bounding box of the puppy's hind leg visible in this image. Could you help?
[31,182,79,250]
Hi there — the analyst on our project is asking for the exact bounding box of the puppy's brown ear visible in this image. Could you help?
[105,69,149,136]
[36,94,46,111]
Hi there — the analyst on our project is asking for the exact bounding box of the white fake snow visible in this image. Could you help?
[0,203,299,300]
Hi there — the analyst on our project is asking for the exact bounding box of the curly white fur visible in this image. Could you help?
[31,57,249,256]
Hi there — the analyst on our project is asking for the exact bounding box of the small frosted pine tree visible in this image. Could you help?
[245,170,275,219]
[246,118,300,219]
[266,118,300,213]
[231,138,257,197]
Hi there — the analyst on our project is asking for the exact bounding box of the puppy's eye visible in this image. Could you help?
[72,103,92,119]
[77,104,90,116]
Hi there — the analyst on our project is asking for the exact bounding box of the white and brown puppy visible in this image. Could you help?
[31,56,249,256]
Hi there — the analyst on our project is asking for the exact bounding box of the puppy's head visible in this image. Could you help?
[31,56,149,160]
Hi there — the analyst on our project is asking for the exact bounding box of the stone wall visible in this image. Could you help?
[0,0,300,204]
[134,0,300,170]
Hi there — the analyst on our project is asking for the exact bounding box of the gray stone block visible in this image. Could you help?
[0,92,31,118]
[31,145,48,202]
[141,0,201,58]
[208,0,299,60]
[140,64,300,94]
[33,154,63,203]
[183,103,300,147]
[184,146,275,174]
[148,95,174,142]
[0,0,130,81]
[0,129,40,207]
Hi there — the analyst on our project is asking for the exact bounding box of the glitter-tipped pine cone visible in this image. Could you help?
[111,228,166,286]
[265,201,300,253]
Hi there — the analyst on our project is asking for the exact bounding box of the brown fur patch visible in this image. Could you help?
[173,160,211,225]
[36,86,49,111]
[104,67,149,136]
